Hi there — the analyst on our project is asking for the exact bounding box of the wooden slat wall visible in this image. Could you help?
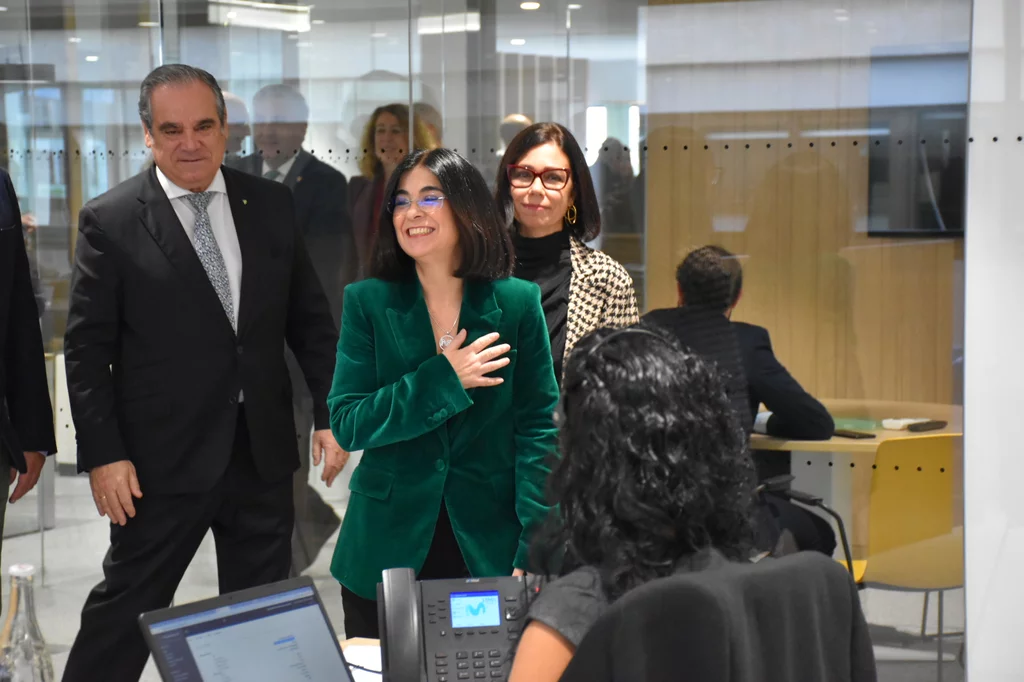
[644,110,959,404]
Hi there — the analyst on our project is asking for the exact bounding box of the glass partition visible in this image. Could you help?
[2,1,968,679]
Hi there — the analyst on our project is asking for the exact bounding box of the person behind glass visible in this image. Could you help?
[238,83,358,577]
[413,101,443,145]
[328,148,559,638]
[221,91,251,167]
[508,326,758,682]
[496,122,639,383]
[349,104,437,275]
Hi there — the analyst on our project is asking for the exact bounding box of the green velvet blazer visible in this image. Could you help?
[328,275,559,599]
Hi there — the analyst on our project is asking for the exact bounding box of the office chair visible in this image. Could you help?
[560,551,877,682]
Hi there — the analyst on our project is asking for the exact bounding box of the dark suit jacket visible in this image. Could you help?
[0,168,56,471]
[328,276,559,598]
[236,150,356,321]
[561,552,876,682]
[733,322,834,440]
[348,174,380,275]
[64,165,337,494]
[642,306,752,433]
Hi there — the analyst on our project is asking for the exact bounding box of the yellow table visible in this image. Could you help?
[749,400,963,556]
[751,400,962,453]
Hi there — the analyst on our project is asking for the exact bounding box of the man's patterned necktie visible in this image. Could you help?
[184,191,235,332]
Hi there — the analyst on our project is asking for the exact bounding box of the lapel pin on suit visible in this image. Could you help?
[296,176,303,184]
[242,199,248,205]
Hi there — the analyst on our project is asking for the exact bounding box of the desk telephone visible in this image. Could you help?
[377,568,544,682]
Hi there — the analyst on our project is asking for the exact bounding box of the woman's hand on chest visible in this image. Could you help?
[442,330,511,389]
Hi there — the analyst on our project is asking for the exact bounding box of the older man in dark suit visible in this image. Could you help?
[0,168,56,587]
[62,64,345,681]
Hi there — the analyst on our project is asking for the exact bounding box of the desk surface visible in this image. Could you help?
[341,637,380,651]
[750,399,963,454]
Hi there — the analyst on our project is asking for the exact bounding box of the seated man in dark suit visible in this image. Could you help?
[239,84,358,576]
[644,245,836,556]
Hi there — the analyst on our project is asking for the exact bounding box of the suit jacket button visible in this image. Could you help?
[435,460,446,472]
[229,396,238,405]
[236,345,244,355]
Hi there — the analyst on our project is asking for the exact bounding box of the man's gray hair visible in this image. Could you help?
[253,84,310,124]
[139,64,226,132]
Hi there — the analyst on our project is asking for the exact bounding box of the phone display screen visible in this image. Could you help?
[449,591,502,629]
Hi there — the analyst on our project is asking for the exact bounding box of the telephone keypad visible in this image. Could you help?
[456,652,469,659]
[488,650,501,658]
[474,661,486,669]
[473,651,485,659]
[457,674,470,680]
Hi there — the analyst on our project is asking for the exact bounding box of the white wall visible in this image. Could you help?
[964,0,1024,678]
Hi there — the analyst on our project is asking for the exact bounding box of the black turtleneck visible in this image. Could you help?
[513,229,572,383]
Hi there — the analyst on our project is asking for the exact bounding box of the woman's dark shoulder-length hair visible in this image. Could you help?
[537,324,757,601]
[371,147,515,282]
[494,121,601,243]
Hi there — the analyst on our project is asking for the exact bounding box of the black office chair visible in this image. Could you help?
[559,552,877,682]
[756,474,855,578]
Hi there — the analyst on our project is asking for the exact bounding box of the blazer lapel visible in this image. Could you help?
[458,280,503,346]
[449,281,502,423]
[222,167,257,336]
[565,236,596,361]
[386,278,438,374]
[137,167,232,333]
[283,150,314,191]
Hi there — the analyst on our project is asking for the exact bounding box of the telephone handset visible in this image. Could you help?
[379,569,426,682]
[377,569,544,682]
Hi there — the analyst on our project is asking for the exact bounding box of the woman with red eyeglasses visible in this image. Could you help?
[495,123,639,383]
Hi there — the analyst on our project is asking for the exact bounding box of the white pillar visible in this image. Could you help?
[964,0,1024,678]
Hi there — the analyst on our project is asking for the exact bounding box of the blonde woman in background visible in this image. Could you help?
[349,103,437,274]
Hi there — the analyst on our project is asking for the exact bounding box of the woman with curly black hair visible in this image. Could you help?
[508,325,758,682]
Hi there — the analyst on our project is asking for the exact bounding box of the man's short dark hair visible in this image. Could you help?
[676,245,743,311]
[139,64,226,132]
[371,148,514,282]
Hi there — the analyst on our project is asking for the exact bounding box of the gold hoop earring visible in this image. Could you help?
[565,204,578,225]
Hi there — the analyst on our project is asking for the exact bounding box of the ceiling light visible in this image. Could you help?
[520,2,540,9]
[567,3,581,8]
[287,33,299,39]
[85,55,99,62]
[207,1,311,33]
[0,6,8,11]
[297,41,312,47]
[417,11,480,35]
[138,21,160,27]
[312,19,325,25]
[68,36,82,43]
[371,31,387,38]
[510,38,526,46]
[834,8,849,21]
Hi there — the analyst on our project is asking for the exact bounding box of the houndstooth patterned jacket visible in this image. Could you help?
[565,237,641,365]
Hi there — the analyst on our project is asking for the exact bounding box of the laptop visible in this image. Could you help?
[139,576,356,682]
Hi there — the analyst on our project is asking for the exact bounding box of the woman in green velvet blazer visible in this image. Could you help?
[328,148,560,638]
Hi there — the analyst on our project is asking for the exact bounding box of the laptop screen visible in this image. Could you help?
[145,584,351,682]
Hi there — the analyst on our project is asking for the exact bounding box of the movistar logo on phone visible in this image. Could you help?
[466,602,487,616]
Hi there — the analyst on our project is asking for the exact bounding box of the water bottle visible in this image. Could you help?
[0,565,53,682]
